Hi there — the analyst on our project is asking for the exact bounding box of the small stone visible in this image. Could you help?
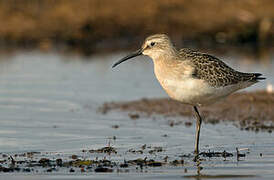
[71,155,78,159]
[56,158,62,166]
[95,166,113,172]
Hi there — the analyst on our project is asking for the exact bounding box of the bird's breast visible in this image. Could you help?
[153,59,218,105]
[159,77,213,104]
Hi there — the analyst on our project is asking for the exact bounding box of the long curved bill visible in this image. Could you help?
[112,49,143,68]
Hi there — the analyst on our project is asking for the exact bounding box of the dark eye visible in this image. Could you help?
[150,42,155,46]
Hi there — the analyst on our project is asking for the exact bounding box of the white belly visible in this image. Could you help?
[152,59,254,106]
[158,78,253,106]
[160,78,212,105]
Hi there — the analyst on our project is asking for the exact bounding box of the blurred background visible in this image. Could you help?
[0,0,273,55]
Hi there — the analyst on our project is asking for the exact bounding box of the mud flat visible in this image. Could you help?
[101,91,274,132]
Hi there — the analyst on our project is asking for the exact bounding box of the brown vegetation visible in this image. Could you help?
[0,0,273,53]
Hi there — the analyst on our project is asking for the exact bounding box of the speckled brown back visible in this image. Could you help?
[179,49,264,87]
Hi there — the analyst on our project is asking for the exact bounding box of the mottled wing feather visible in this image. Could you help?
[179,49,263,87]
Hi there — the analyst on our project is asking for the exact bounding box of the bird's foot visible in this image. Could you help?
[193,151,200,162]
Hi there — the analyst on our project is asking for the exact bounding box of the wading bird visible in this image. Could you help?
[112,34,265,155]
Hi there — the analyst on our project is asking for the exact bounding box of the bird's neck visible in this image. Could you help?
[151,46,178,62]
[153,52,185,81]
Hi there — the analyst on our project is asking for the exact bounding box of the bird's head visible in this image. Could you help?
[112,34,176,68]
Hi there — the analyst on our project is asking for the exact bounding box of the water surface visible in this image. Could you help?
[0,50,273,179]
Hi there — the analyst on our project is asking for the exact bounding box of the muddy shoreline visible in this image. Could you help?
[100,91,274,132]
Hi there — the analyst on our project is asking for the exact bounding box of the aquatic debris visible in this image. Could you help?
[112,125,119,129]
[119,163,129,168]
[127,158,164,167]
[128,149,143,154]
[185,121,193,127]
[25,152,41,158]
[127,145,164,154]
[89,146,117,154]
[141,144,146,150]
[147,160,163,167]
[127,158,146,165]
[0,167,19,173]
[46,168,55,172]
[170,159,184,166]
[183,174,257,178]
[38,158,51,166]
[163,156,168,162]
[128,113,140,120]
[148,147,164,154]
[72,160,94,166]
[180,154,192,158]
[94,166,113,173]
[0,145,253,174]
[200,150,233,158]
[71,155,78,160]
[236,148,246,161]
[168,120,183,127]
[56,159,62,166]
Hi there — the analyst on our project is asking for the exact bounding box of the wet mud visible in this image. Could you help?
[100,91,274,132]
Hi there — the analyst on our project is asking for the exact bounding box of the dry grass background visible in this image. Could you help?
[0,0,273,52]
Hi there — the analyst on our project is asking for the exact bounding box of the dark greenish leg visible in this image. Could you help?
[193,106,202,155]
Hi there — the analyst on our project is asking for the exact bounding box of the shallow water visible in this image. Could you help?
[0,50,273,179]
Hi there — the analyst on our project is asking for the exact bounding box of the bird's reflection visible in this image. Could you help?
[194,156,203,180]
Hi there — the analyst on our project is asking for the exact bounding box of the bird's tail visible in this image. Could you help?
[252,73,266,81]
[242,73,266,82]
